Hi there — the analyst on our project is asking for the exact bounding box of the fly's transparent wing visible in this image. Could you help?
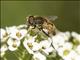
[48,16,58,21]
[44,16,58,22]
[26,15,58,21]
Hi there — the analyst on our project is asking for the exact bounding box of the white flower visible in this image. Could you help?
[52,34,65,50]
[56,42,73,59]
[58,31,70,41]
[39,38,54,55]
[71,32,80,42]
[63,50,78,60]
[52,32,71,50]
[0,44,8,52]
[40,39,51,49]
[0,28,8,42]
[0,28,5,39]
[6,26,27,40]
[74,55,80,60]
[62,42,73,50]
[17,24,27,29]
[33,52,46,60]
[9,30,20,40]
[6,26,17,34]
[19,29,27,38]
[23,39,34,54]
[8,45,18,51]
[63,31,70,41]
[76,45,80,55]
[7,38,20,46]
[32,42,41,51]
[23,36,37,54]
[6,26,20,40]
[0,44,8,57]
[7,38,20,51]
[56,44,79,60]
[41,47,54,55]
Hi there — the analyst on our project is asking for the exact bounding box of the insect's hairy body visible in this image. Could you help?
[26,16,59,37]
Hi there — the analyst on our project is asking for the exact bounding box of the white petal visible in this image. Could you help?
[63,42,73,50]
[0,44,8,52]
[9,30,20,40]
[40,40,51,48]
[74,55,80,60]
[42,47,54,55]
[52,35,65,50]
[8,45,17,51]
[71,32,80,41]
[45,47,54,53]
[1,52,5,57]
[76,45,80,54]
[17,24,27,29]
[6,26,17,34]
[33,52,46,60]
[0,28,8,41]
[32,42,41,51]
[63,50,78,60]
[0,29,5,39]
[23,38,34,54]
[19,29,27,39]
[1,36,9,43]
[7,38,20,47]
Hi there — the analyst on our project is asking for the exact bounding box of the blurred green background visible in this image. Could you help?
[1,1,80,33]
[1,1,80,60]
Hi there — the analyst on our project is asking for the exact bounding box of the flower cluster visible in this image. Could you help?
[0,24,80,60]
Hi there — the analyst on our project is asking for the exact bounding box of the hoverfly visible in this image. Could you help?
[26,15,59,37]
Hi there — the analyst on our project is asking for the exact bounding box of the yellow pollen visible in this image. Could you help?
[63,50,70,56]
[16,32,22,38]
[12,40,17,48]
[27,43,33,48]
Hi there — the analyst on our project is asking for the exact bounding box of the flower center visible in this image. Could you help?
[12,40,17,48]
[16,32,22,38]
[42,46,46,49]
[63,49,70,56]
[27,43,33,48]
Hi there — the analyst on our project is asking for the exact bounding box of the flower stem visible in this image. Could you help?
[16,51,23,57]
[13,51,23,60]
